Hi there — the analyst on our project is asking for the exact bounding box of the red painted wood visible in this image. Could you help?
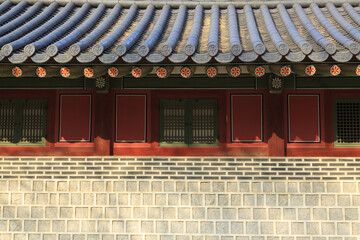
[94,93,112,155]
[5,89,360,157]
[231,94,262,142]
[267,93,285,156]
[288,95,320,142]
[59,94,92,142]
[113,146,268,156]
[116,95,147,142]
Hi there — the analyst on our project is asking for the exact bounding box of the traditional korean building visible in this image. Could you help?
[2,1,360,240]
[1,0,360,157]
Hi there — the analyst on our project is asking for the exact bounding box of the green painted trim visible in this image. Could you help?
[120,76,256,89]
[297,77,360,89]
[283,75,295,90]
[159,142,191,147]
[333,99,360,148]
[84,78,96,90]
[0,78,85,89]
[256,77,268,89]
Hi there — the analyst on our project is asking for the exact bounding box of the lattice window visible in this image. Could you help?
[161,99,185,143]
[0,100,16,143]
[0,99,47,145]
[160,99,217,146]
[192,101,217,144]
[334,100,360,146]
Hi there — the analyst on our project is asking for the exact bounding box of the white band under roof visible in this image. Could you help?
[227,4,242,56]
[161,5,187,57]
[277,4,312,55]
[207,5,219,56]
[138,4,171,57]
[184,4,203,56]
[116,4,155,56]
[244,5,266,55]
[310,3,359,55]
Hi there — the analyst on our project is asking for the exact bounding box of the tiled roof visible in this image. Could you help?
[1,0,360,64]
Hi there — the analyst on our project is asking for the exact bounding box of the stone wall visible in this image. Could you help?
[0,157,360,240]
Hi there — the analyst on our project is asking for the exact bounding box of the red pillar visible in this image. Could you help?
[93,92,112,155]
[267,92,286,156]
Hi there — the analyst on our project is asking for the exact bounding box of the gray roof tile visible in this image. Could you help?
[1,1,360,64]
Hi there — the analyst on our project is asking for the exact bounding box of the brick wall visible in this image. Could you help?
[0,157,360,240]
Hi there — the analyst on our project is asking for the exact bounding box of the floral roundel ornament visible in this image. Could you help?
[36,67,46,78]
[12,66,22,77]
[180,67,192,79]
[95,77,106,89]
[230,66,241,77]
[60,67,70,78]
[280,66,291,77]
[356,65,360,76]
[272,77,282,89]
[132,67,142,78]
[156,67,168,78]
[108,67,119,78]
[84,67,94,78]
[305,65,316,76]
[206,66,217,78]
[254,66,265,77]
[330,65,341,76]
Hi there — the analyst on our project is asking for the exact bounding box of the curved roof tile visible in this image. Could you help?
[138,4,171,57]
[0,1,360,64]
[184,5,203,56]
[0,1,28,25]
[0,1,12,15]
[116,4,155,56]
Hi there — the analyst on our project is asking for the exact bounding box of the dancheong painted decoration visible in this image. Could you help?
[108,67,119,78]
[95,77,106,89]
[206,66,217,78]
[36,67,46,78]
[131,67,142,78]
[280,66,291,77]
[254,66,265,77]
[12,66,22,77]
[60,67,70,78]
[84,67,94,78]
[305,65,316,76]
[180,67,192,78]
[330,65,341,76]
[156,67,168,78]
[271,77,283,89]
[229,66,241,77]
